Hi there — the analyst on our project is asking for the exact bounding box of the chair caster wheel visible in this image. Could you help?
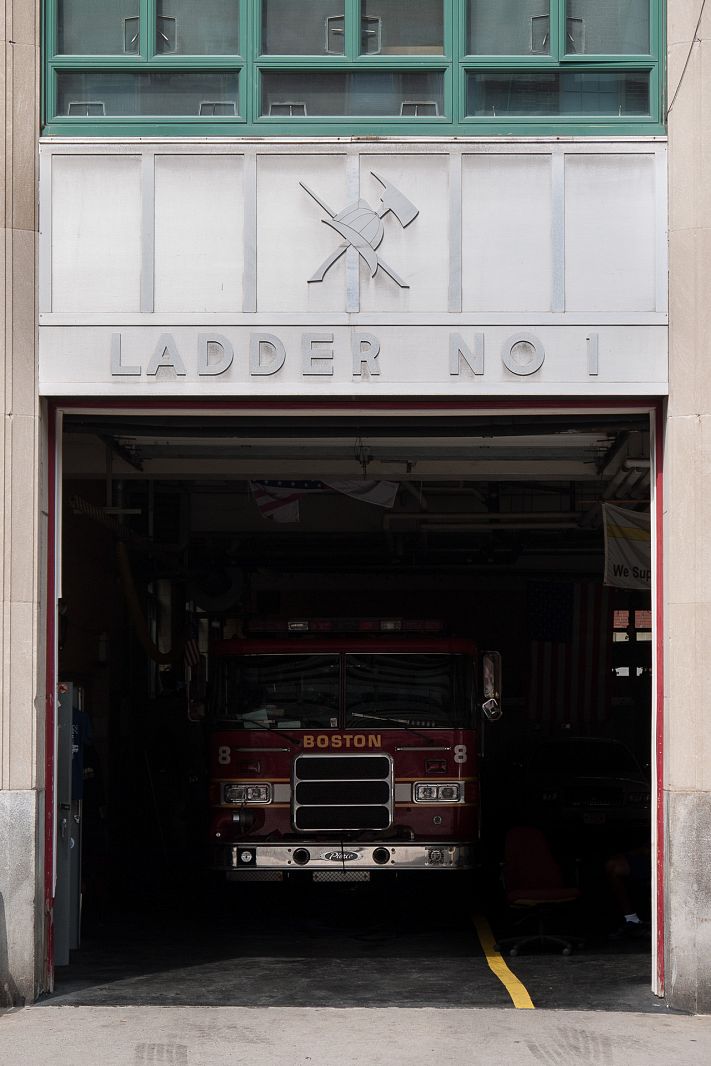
[562,946,572,956]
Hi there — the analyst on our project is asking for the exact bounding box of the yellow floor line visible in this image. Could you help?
[472,913,535,1010]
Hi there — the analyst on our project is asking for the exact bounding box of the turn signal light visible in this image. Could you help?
[413,782,463,803]
[223,783,272,805]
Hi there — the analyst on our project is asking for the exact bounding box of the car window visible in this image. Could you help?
[533,740,641,776]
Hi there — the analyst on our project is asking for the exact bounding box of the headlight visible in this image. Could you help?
[222,783,272,805]
[413,782,463,803]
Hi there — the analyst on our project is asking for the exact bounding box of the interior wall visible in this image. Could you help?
[60,483,129,818]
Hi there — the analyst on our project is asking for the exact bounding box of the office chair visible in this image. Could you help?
[494,825,585,956]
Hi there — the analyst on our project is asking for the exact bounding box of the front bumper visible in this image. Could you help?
[214,841,472,874]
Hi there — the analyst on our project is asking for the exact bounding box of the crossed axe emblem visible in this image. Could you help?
[300,172,419,289]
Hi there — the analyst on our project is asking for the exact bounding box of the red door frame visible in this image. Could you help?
[653,402,665,993]
[44,407,58,986]
[43,395,666,994]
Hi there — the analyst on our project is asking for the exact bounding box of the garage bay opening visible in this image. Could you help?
[50,408,655,1010]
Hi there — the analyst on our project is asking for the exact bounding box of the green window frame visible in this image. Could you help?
[43,1,665,136]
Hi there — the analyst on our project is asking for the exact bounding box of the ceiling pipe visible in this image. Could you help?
[425,522,580,532]
[601,468,629,500]
[619,469,647,496]
[385,512,582,527]
[581,464,651,529]
[622,458,651,470]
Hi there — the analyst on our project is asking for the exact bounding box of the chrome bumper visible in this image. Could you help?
[214,841,472,872]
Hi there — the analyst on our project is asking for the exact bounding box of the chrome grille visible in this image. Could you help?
[293,753,393,831]
[313,870,370,882]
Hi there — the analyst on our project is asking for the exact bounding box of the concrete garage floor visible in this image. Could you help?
[42,879,662,1014]
[4,1006,711,1066]
[5,882,707,1066]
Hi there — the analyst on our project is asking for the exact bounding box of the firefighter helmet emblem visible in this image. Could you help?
[300,172,419,289]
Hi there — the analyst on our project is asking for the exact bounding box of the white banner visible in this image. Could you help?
[603,503,651,590]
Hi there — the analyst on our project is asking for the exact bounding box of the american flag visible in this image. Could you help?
[527,582,612,726]
[184,622,201,669]
[250,479,398,523]
[250,480,316,523]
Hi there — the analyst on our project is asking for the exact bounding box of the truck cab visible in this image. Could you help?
[208,619,501,880]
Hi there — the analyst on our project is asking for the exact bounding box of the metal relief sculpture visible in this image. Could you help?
[300,172,419,288]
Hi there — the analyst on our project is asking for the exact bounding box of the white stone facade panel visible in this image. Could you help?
[462,153,553,312]
[51,154,142,313]
[565,153,658,312]
[154,154,244,314]
[39,139,668,397]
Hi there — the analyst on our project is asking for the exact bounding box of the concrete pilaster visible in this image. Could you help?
[0,0,45,1004]
[666,0,711,1013]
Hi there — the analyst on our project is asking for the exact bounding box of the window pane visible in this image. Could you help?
[468,0,551,55]
[566,0,650,54]
[466,71,649,116]
[57,0,139,55]
[212,655,340,728]
[262,71,444,116]
[345,655,471,728]
[361,1,444,56]
[56,71,240,117]
[156,0,240,55]
[261,1,345,55]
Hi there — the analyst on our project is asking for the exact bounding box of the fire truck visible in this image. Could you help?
[208,619,502,881]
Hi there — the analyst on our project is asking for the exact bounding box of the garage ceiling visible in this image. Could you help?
[61,412,651,573]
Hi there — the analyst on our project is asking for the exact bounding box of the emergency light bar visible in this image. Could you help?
[248,618,445,635]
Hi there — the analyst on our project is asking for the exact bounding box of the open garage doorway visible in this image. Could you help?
[46,403,661,1011]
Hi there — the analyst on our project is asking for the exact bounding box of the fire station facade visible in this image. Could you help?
[1,0,709,1012]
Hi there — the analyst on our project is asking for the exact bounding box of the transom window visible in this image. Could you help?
[44,1,663,134]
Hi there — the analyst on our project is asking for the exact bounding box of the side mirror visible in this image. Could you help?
[481,650,503,721]
[481,697,502,722]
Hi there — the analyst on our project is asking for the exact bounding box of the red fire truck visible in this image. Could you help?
[208,619,502,880]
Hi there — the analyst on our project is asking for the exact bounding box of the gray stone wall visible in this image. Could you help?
[0,0,46,1004]
[666,0,711,1013]
[0,792,41,1005]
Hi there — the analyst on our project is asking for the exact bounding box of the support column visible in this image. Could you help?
[666,0,711,1013]
[0,0,46,1004]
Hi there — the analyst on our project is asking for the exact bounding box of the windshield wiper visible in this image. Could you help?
[246,722,300,747]
[349,712,437,745]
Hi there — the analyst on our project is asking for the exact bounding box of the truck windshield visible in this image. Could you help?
[210,652,473,730]
[345,654,471,728]
[212,654,339,729]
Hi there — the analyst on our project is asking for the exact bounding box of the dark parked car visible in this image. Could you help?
[521,737,651,835]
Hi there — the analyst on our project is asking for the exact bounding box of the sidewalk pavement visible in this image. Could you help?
[1,1006,711,1066]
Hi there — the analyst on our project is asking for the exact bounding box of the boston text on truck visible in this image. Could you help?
[208,618,502,881]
